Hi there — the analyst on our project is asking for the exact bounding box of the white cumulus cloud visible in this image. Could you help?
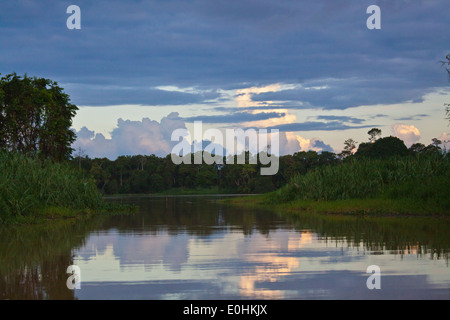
[391,123,421,147]
[72,112,186,159]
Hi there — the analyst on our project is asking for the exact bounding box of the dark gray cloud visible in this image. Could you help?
[309,139,334,153]
[182,111,286,123]
[315,115,365,124]
[65,84,221,106]
[250,78,437,110]
[394,114,430,121]
[259,121,374,132]
[1,0,448,112]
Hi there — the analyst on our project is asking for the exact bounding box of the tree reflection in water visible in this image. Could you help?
[0,196,448,299]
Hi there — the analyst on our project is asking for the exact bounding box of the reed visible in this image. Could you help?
[263,156,450,214]
[0,151,105,224]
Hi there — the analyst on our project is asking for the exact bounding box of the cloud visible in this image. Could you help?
[394,114,430,121]
[308,138,335,153]
[1,0,448,109]
[191,140,227,157]
[182,111,286,124]
[65,84,221,107]
[391,123,421,147]
[4,0,449,158]
[72,112,186,159]
[315,115,365,124]
[288,133,334,153]
[278,132,301,155]
[235,84,282,108]
[437,132,450,151]
[72,112,337,158]
[72,127,116,159]
[278,132,334,155]
[250,78,437,110]
[264,121,374,132]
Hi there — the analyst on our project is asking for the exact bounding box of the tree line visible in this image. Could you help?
[72,150,338,194]
[72,128,449,195]
[1,71,448,196]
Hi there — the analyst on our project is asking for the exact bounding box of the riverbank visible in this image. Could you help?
[0,151,135,226]
[224,156,450,217]
[225,194,449,217]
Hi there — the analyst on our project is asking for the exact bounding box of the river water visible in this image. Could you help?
[1,195,449,300]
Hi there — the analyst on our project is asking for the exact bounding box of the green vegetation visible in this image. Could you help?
[225,129,450,216]
[74,132,449,203]
[228,155,450,216]
[441,54,450,122]
[0,73,135,225]
[76,131,449,216]
[72,150,340,195]
[268,156,448,201]
[0,151,133,225]
[355,136,409,159]
[1,71,448,221]
[0,73,77,161]
[0,213,126,299]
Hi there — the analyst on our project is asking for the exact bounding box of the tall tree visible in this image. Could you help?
[409,142,426,154]
[367,128,382,142]
[441,54,450,77]
[0,73,77,161]
[446,103,450,123]
[339,138,357,159]
[355,136,408,159]
[441,54,450,123]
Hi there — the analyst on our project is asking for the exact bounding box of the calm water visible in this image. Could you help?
[1,195,449,300]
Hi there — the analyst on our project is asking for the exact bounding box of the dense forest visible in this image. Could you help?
[71,133,449,195]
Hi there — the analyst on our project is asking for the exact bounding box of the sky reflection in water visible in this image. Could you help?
[72,196,450,300]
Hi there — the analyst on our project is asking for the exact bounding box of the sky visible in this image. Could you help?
[1,0,449,159]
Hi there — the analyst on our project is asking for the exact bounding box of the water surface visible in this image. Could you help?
[1,195,449,299]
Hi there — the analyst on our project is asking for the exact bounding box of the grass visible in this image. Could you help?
[225,156,450,216]
[0,151,135,225]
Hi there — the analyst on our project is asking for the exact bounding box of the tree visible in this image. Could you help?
[418,138,444,156]
[409,143,426,154]
[339,138,357,159]
[355,136,408,158]
[317,151,338,167]
[115,155,130,188]
[0,73,78,161]
[73,147,86,170]
[441,54,450,77]
[90,162,110,192]
[445,101,449,124]
[367,128,382,142]
[431,138,442,148]
[440,54,450,123]
[195,164,217,187]
[149,173,165,193]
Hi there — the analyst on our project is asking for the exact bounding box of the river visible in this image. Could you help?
[0,195,449,300]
